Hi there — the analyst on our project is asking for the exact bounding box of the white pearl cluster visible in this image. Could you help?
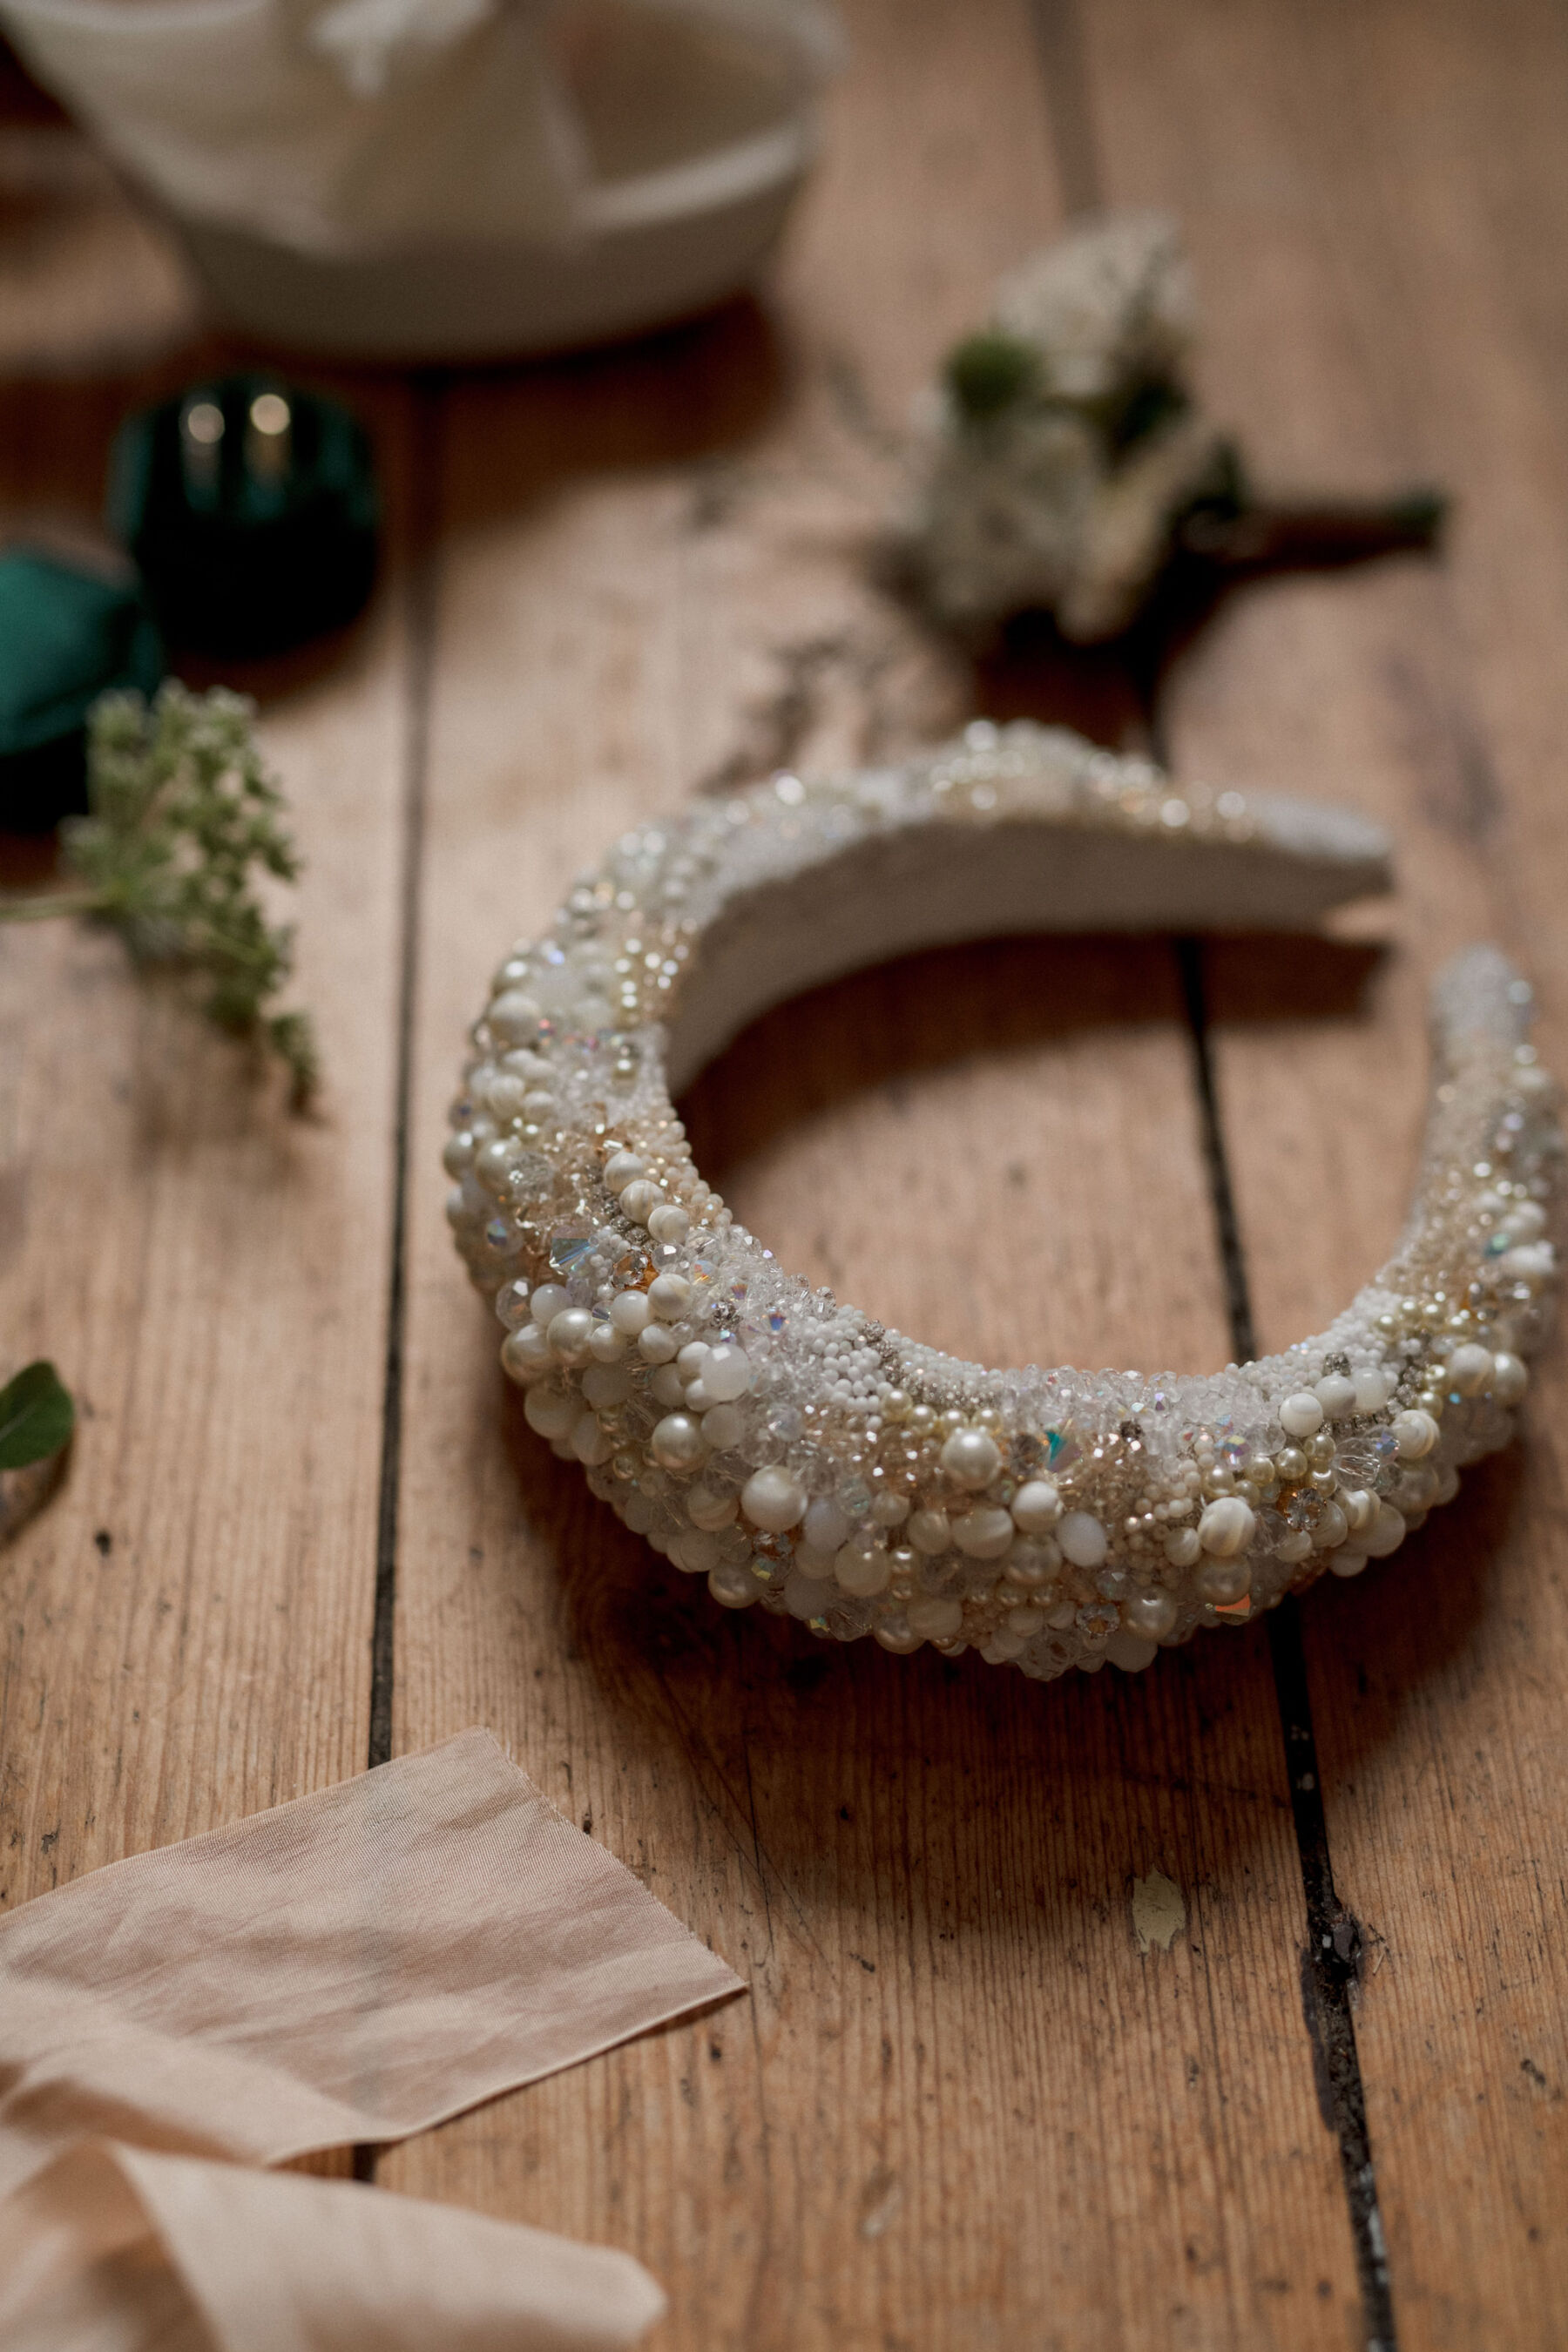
[446,724,1560,1682]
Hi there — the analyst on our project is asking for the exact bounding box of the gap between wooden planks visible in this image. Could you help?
[1082,0,1568,2344]
[379,3,1370,2348]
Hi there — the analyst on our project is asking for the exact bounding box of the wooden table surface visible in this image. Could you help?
[3,3,1566,2346]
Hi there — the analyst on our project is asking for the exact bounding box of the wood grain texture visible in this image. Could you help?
[382,2,1362,2343]
[9,2,1567,2343]
[1079,0,1568,2341]
[0,361,415,1886]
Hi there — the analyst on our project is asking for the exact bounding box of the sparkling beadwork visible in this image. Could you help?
[449,724,1560,1685]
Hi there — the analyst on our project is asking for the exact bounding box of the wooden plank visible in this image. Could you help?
[1080,0,1568,2340]
[384,2,1362,2342]
[0,353,416,1883]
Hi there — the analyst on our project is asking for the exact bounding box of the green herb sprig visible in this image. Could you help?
[0,684,318,1105]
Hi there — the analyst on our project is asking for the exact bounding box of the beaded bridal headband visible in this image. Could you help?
[445,722,1558,1680]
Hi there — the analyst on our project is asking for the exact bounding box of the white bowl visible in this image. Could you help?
[2,0,835,361]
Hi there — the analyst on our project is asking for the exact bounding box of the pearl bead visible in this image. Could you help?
[501,1323,551,1382]
[1313,1501,1348,1551]
[443,1132,476,1177]
[1275,1447,1308,1484]
[1314,1374,1359,1420]
[835,1544,890,1597]
[571,1411,614,1466]
[1445,1342,1494,1397]
[639,1323,679,1363]
[1341,1488,1376,1534]
[529,1282,570,1327]
[1362,1503,1407,1558]
[587,1321,627,1362]
[650,1364,686,1408]
[647,1272,693,1321]
[1199,1497,1254,1557]
[1328,1547,1369,1578]
[708,1563,760,1609]
[449,1185,483,1234]
[793,1543,837,1579]
[908,1509,952,1556]
[701,1402,746,1450]
[871,1490,911,1525]
[1196,1555,1249,1605]
[652,1413,706,1471]
[686,1483,739,1531]
[803,1497,851,1553]
[683,1380,712,1411]
[581,1362,632,1409]
[1352,1366,1392,1413]
[906,1596,963,1639]
[669,1529,720,1575]
[1280,1390,1325,1438]
[1004,1605,1044,1636]
[488,990,541,1044]
[1392,1409,1439,1461]
[741,1465,807,1531]
[610,1289,651,1335]
[484,1078,527,1123]
[874,1617,923,1654]
[1163,1525,1200,1568]
[951,1506,1015,1560]
[524,1384,577,1438]
[1058,1511,1106,1570]
[547,1308,595,1365]
[1124,1586,1178,1640]
[1396,1463,1439,1512]
[1004,1538,1061,1588]
[1105,1630,1159,1673]
[1490,1351,1528,1405]
[1010,1479,1062,1533]
[602,1152,645,1192]
[677,1342,710,1375]
[647,1204,692,1245]
[618,1179,661,1224]
[1274,1531,1314,1564]
[701,1344,752,1402]
[940,1428,1002,1490]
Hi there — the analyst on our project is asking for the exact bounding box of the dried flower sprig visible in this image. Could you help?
[0,684,318,1105]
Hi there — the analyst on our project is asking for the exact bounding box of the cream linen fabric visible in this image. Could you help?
[0,1727,744,2350]
[0,2142,666,2351]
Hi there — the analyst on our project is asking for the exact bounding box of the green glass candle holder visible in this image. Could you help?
[107,375,380,659]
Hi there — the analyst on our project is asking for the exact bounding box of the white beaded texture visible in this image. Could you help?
[447,721,1559,1680]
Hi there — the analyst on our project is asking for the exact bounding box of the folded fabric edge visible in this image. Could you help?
[1,2139,670,2352]
[0,1727,513,1926]
[263,1955,748,2173]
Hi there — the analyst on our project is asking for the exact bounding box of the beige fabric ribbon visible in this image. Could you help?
[0,1728,744,2349]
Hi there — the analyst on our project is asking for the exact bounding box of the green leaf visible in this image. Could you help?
[0,1360,75,1469]
[944,331,1039,423]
